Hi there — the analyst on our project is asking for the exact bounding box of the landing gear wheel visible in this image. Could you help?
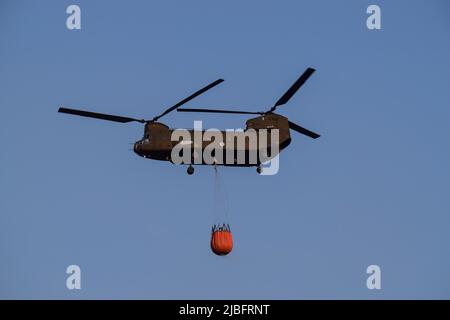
[256,166,262,174]
[187,165,194,175]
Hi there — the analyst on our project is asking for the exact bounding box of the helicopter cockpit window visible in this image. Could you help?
[142,132,150,143]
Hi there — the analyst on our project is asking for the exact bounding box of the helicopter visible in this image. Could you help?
[58,67,320,175]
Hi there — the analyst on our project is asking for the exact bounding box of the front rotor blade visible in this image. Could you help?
[288,121,320,139]
[152,79,224,122]
[178,108,261,115]
[58,107,145,123]
[270,68,316,111]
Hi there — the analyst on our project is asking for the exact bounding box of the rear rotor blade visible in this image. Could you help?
[58,107,145,123]
[288,120,320,139]
[178,108,262,115]
[270,68,315,112]
[151,79,224,122]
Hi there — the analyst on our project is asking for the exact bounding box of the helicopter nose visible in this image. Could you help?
[133,142,141,154]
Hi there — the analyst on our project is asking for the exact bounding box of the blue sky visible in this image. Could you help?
[1,0,450,299]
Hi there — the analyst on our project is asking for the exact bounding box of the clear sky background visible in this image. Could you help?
[1,0,450,299]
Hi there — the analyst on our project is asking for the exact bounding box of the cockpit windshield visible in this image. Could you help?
[137,135,150,145]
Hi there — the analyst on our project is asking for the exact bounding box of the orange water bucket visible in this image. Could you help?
[210,224,233,256]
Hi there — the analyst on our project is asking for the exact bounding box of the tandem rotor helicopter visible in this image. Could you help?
[58,67,320,175]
